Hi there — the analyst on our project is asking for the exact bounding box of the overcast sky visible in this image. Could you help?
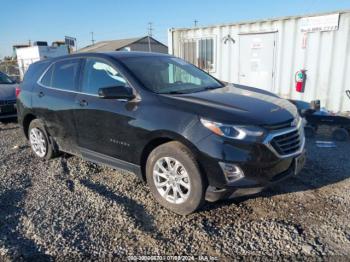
[1,0,349,58]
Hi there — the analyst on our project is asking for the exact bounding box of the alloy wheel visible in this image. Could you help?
[29,128,47,158]
[153,157,191,204]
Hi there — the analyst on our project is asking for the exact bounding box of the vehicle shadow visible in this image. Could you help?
[79,179,161,235]
[0,188,52,261]
[0,117,18,124]
[0,118,18,131]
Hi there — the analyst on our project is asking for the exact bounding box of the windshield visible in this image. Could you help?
[120,56,223,94]
[0,72,14,85]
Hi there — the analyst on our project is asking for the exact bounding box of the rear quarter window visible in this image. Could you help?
[24,61,50,83]
[39,59,80,91]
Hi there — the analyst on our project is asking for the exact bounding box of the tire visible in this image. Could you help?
[146,141,206,215]
[28,119,56,159]
[332,128,349,142]
[304,125,316,138]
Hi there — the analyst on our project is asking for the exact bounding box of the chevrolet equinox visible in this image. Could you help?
[17,52,306,215]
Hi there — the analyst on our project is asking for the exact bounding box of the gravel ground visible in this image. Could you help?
[0,119,349,260]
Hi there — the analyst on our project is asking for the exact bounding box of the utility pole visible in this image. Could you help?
[90,32,95,45]
[148,22,153,37]
[194,20,198,27]
[147,22,153,52]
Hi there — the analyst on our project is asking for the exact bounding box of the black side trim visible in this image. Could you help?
[79,147,143,179]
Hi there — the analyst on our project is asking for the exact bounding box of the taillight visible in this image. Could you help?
[15,86,21,97]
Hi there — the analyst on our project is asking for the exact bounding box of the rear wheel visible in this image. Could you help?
[28,119,55,159]
[146,141,206,215]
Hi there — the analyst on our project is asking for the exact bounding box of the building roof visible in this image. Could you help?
[77,36,166,53]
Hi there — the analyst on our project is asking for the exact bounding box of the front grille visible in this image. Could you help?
[270,129,302,155]
[0,105,16,114]
[0,99,16,106]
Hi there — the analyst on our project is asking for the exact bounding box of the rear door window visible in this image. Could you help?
[40,59,80,91]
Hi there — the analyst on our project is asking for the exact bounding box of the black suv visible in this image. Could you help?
[17,52,306,215]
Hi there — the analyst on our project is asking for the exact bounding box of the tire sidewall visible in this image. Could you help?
[146,142,205,215]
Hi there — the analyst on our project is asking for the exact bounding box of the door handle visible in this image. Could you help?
[38,91,45,98]
[78,99,88,107]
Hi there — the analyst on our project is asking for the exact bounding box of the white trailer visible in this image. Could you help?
[168,10,350,112]
[16,45,69,80]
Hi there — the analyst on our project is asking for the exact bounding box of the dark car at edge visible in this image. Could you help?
[16,52,306,215]
[0,71,18,120]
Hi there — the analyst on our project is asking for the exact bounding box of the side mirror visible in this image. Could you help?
[98,86,135,100]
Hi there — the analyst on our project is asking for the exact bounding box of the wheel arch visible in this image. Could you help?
[139,131,207,183]
[22,113,37,139]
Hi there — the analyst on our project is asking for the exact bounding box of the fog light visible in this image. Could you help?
[219,162,245,183]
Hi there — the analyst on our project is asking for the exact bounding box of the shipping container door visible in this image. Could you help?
[238,32,276,92]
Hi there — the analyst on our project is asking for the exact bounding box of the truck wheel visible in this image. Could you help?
[28,119,56,159]
[146,141,206,215]
[304,125,316,138]
[332,128,349,142]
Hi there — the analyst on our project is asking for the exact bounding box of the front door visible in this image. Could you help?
[74,57,136,161]
[238,32,276,92]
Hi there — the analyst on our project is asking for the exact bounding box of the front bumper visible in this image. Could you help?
[195,123,306,202]
[0,103,17,119]
[205,150,306,201]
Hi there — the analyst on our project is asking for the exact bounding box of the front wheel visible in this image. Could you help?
[146,141,206,215]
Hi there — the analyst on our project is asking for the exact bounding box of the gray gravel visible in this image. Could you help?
[0,119,350,260]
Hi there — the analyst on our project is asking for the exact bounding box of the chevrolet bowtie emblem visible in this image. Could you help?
[291,118,298,127]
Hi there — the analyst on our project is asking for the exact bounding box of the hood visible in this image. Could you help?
[159,84,298,126]
[0,84,16,101]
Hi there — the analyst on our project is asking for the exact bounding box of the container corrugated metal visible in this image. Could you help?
[168,10,350,112]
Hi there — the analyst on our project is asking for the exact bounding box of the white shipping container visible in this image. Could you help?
[168,10,350,112]
[16,45,69,80]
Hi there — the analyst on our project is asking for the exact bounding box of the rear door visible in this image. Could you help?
[74,57,136,161]
[35,58,82,153]
[238,32,276,92]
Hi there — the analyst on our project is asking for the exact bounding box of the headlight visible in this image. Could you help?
[200,118,264,140]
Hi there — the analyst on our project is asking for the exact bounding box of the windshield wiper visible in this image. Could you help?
[161,89,199,94]
[160,86,223,95]
[203,85,223,91]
